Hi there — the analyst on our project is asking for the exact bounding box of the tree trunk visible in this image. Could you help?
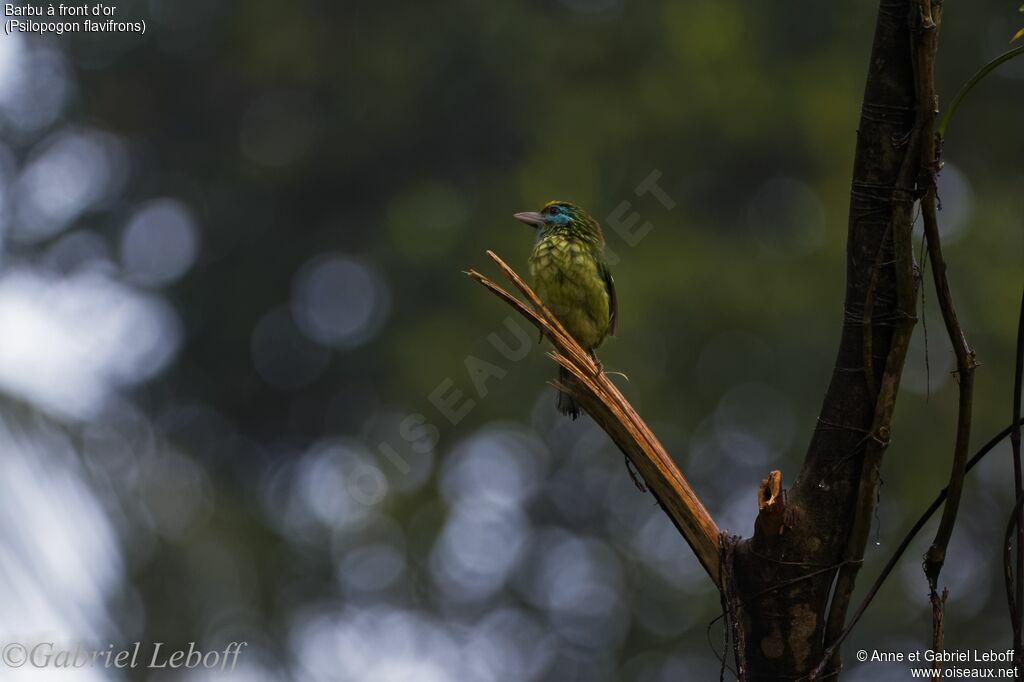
[730,1,927,678]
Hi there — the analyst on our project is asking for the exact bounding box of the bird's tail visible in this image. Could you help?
[556,366,582,420]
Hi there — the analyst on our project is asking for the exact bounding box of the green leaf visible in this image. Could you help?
[1014,27,1024,43]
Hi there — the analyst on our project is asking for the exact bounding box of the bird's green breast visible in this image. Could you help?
[529,234,610,350]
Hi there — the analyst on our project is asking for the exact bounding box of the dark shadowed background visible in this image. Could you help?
[0,1,1022,680]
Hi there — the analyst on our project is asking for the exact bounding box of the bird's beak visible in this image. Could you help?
[512,211,545,228]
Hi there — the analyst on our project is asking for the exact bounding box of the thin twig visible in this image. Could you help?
[920,181,977,593]
[1010,288,1024,669]
[901,0,974,665]
[808,419,1024,681]
[918,222,931,400]
[1006,492,1024,659]
[931,588,949,680]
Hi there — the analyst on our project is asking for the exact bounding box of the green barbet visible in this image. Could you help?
[513,200,617,419]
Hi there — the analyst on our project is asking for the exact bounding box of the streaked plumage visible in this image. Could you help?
[513,200,617,419]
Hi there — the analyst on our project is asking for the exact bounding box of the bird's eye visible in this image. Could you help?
[549,205,562,215]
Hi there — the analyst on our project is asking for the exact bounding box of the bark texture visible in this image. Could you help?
[730,1,924,678]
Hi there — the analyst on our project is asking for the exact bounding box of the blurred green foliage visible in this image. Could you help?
[2,0,1022,679]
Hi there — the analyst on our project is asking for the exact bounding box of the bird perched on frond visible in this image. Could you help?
[513,200,617,419]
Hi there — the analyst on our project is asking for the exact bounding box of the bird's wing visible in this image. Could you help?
[600,261,618,336]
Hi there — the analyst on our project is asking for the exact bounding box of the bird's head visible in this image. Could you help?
[513,200,603,245]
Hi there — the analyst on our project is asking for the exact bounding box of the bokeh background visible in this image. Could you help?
[0,1,1022,680]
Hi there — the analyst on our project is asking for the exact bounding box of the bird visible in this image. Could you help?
[513,200,617,419]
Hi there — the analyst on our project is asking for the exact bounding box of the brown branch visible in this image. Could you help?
[1006,288,1024,671]
[920,140,977,598]
[818,81,924,682]
[931,588,949,679]
[719,536,748,680]
[817,3,941,676]
[732,2,925,676]
[1015,289,1024,663]
[895,0,979,663]
[1006,493,1024,662]
[808,419,1024,679]
[466,250,723,584]
[818,167,920,681]
[920,187,976,585]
